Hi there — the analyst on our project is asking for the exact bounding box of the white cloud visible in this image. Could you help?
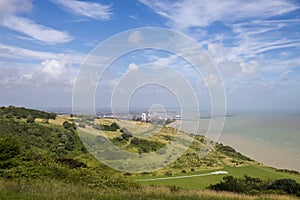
[207,42,258,78]
[0,0,72,44]
[231,19,300,56]
[0,67,18,86]
[0,43,84,64]
[139,0,298,29]
[0,44,57,60]
[0,64,75,107]
[206,74,219,86]
[0,0,32,17]
[127,63,138,72]
[153,54,179,66]
[128,31,143,44]
[41,59,69,80]
[139,0,300,59]
[0,59,76,86]
[0,43,83,94]
[207,43,233,63]
[241,61,258,75]
[51,0,112,20]
[261,57,300,74]
[1,15,72,44]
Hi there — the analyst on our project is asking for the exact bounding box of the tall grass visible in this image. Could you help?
[0,178,298,200]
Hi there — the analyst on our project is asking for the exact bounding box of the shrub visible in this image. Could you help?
[26,115,35,123]
[168,185,182,192]
[63,121,76,130]
[0,138,20,161]
[55,158,87,169]
[121,132,132,141]
[217,143,252,161]
[268,179,299,194]
[209,176,245,193]
[247,189,260,195]
[130,137,164,153]
[209,175,299,196]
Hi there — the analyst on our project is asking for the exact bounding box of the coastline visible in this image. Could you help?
[165,120,182,128]
[173,114,300,172]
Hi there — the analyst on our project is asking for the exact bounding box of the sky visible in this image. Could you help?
[0,0,300,112]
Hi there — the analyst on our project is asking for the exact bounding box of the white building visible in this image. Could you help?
[141,113,147,122]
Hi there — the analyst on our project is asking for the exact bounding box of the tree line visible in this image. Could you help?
[209,175,300,196]
[0,105,57,121]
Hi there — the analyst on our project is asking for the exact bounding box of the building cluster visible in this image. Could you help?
[98,111,177,123]
[131,112,151,122]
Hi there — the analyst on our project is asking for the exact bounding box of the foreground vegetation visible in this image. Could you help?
[0,106,299,199]
[209,175,300,196]
[1,178,299,200]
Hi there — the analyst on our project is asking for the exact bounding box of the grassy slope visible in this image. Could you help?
[83,118,300,188]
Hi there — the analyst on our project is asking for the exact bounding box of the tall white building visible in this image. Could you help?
[141,113,147,122]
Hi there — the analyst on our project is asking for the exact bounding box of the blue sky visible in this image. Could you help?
[0,0,300,111]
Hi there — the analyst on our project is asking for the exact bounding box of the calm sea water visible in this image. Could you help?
[177,113,300,171]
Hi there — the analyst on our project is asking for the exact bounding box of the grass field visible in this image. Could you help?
[134,165,300,189]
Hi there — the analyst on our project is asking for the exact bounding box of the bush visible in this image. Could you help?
[121,132,132,141]
[209,176,245,193]
[168,185,182,192]
[55,158,87,169]
[93,122,119,131]
[217,143,252,161]
[247,189,260,195]
[268,179,299,194]
[26,115,35,123]
[102,124,118,131]
[63,121,76,130]
[130,137,164,153]
[93,123,101,130]
[209,175,299,196]
[0,138,20,161]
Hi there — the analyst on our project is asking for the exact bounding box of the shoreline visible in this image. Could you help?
[173,116,300,172]
[165,120,182,127]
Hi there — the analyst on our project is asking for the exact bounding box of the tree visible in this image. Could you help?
[121,132,132,141]
[111,122,119,130]
[0,138,20,161]
[63,121,76,129]
[268,179,299,194]
[209,175,299,196]
[49,112,57,120]
[26,114,35,123]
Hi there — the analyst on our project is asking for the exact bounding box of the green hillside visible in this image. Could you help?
[0,106,299,199]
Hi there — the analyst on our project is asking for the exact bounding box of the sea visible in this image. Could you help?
[177,112,300,172]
